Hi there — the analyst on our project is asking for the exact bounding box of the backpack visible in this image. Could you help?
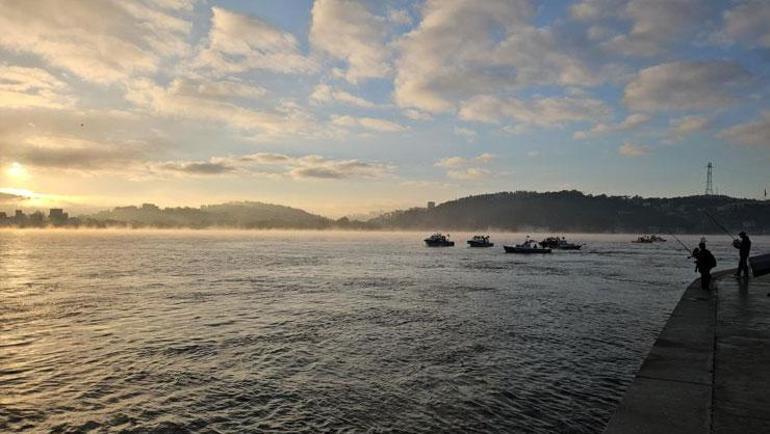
[704,250,717,270]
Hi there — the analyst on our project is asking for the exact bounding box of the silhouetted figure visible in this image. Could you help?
[733,231,751,278]
[692,248,700,272]
[694,242,716,290]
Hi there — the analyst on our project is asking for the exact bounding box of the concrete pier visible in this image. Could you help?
[605,271,770,433]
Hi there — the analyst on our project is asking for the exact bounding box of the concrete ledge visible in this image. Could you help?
[604,274,720,434]
[604,377,711,434]
[605,270,770,433]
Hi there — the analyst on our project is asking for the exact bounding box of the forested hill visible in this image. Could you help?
[87,202,336,229]
[370,191,770,234]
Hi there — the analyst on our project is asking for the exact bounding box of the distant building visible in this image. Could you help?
[49,208,69,226]
[142,203,160,211]
[427,201,436,209]
[30,211,44,226]
[14,210,25,225]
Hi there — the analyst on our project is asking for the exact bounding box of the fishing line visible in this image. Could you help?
[703,211,736,241]
[667,233,694,258]
[669,233,692,253]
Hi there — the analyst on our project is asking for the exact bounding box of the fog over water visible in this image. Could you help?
[1,230,766,433]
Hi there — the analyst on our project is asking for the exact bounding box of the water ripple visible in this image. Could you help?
[2,231,763,432]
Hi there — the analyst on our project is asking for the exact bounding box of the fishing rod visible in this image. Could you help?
[703,210,737,241]
[667,233,695,258]
[669,233,692,254]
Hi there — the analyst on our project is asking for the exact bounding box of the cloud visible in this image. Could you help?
[149,0,196,11]
[0,65,74,109]
[7,135,151,171]
[475,152,495,163]
[573,113,650,139]
[602,0,715,56]
[718,112,770,147]
[387,8,413,26]
[153,153,394,180]
[238,153,293,164]
[195,7,317,75]
[394,0,606,113]
[435,153,495,168]
[186,79,267,100]
[434,157,466,168]
[668,115,710,141]
[624,61,753,111]
[618,142,649,156]
[394,0,530,113]
[0,107,177,177]
[125,78,320,136]
[447,168,490,180]
[435,153,494,180]
[453,126,478,142]
[721,1,770,48]
[310,0,391,83]
[403,109,432,121]
[285,155,393,179]
[570,0,721,57]
[0,191,29,203]
[570,0,625,21]
[330,115,406,132]
[0,0,191,83]
[289,161,386,179]
[310,84,379,108]
[459,94,611,126]
[157,161,235,175]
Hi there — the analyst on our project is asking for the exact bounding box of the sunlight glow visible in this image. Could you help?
[0,187,77,209]
[6,162,28,179]
[0,187,35,197]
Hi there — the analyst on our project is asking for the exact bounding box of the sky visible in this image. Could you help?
[1,0,769,217]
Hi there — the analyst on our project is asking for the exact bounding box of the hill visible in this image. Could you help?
[370,191,770,234]
[86,201,337,229]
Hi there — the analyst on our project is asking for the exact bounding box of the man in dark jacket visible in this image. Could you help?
[733,231,751,278]
[695,241,717,290]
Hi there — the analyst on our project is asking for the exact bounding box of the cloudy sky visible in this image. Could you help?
[1,0,769,216]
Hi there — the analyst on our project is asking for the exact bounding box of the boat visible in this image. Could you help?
[633,235,667,243]
[503,238,551,254]
[424,233,454,247]
[540,236,583,250]
[467,235,494,247]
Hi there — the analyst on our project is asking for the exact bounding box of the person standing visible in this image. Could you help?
[695,241,717,290]
[733,231,752,278]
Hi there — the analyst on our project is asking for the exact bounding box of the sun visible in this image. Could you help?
[6,162,28,178]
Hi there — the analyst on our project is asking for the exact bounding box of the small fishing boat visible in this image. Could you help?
[503,238,551,254]
[467,235,494,247]
[540,236,583,250]
[424,233,454,247]
[633,235,667,243]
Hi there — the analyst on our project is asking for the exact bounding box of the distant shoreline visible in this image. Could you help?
[4,190,769,234]
[0,226,764,236]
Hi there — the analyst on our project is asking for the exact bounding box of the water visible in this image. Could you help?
[1,230,765,433]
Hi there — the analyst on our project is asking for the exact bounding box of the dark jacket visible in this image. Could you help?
[734,236,751,258]
[696,248,717,272]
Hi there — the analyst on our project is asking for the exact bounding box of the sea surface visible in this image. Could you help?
[1,230,766,433]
